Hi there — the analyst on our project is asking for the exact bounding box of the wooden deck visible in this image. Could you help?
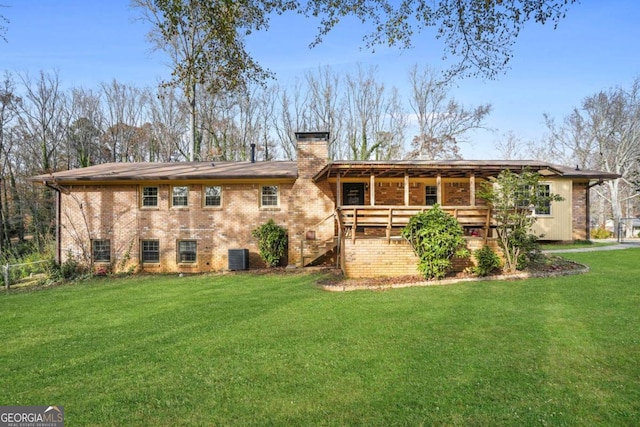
[337,205,493,243]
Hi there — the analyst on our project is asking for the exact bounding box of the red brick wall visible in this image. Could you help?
[60,182,297,273]
[572,181,588,240]
[58,137,335,274]
[287,139,335,266]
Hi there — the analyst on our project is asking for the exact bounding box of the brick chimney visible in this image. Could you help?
[295,132,329,179]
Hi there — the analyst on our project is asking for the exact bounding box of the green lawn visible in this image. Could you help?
[1,250,639,426]
[540,240,616,251]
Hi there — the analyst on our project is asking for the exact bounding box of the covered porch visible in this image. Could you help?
[313,160,537,242]
[310,160,565,276]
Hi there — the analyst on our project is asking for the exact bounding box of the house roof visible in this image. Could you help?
[313,160,621,181]
[28,158,620,185]
[28,160,298,184]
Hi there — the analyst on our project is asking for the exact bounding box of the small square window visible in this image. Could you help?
[172,186,188,207]
[141,240,160,263]
[178,240,197,263]
[261,185,279,207]
[516,184,552,215]
[204,186,221,207]
[92,239,111,263]
[142,187,158,207]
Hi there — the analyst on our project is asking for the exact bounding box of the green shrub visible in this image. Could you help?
[46,251,88,281]
[473,245,502,277]
[591,227,612,239]
[251,219,288,267]
[401,205,469,280]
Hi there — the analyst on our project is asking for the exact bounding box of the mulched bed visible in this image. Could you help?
[316,255,588,291]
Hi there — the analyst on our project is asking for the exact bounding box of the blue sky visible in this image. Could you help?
[2,0,639,159]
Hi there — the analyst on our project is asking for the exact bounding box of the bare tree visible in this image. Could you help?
[343,65,404,160]
[132,0,273,161]
[272,80,311,160]
[547,79,640,234]
[198,89,241,161]
[67,88,104,167]
[493,131,549,160]
[0,72,21,252]
[305,66,344,159]
[148,85,188,161]
[100,80,149,162]
[15,70,69,172]
[407,65,491,160]
[256,85,277,161]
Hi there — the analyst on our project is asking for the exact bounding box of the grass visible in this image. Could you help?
[1,250,639,426]
[540,240,616,251]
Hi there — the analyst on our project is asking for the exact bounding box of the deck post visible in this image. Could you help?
[470,173,476,206]
[352,208,357,243]
[336,173,342,208]
[370,174,375,206]
[404,173,410,206]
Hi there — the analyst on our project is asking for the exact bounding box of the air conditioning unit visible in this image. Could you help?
[228,249,249,271]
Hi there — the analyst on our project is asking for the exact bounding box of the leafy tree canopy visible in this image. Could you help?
[478,169,563,272]
[302,0,576,79]
[133,0,577,96]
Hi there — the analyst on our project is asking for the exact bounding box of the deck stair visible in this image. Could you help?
[302,237,338,266]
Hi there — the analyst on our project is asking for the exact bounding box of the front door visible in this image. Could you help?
[342,183,365,206]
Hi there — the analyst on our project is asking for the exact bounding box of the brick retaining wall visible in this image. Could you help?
[343,237,501,278]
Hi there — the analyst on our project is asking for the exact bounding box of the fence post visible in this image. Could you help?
[4,264,9,290]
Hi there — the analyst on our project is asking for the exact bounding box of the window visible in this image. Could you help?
[261,185,279,207]
[425,186,437,206]
[178,240,197,263]
[535,184,551,215]
[141,240,160,263]
[516,184,552,216]
[142,187,158,207]
[204,185,222,207]
[172,186,188,207]
[92,239,111,263]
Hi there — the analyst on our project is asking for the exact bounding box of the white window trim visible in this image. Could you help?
[141,186,159,208]
[171,185,189,208]
[260,185,280,208]
[203,185,223,208]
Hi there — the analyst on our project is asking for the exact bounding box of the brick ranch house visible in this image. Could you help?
[29,132,618,278]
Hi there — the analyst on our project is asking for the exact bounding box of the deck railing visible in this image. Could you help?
[337,205,493,242]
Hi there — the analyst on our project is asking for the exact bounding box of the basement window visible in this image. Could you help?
[92,239,111,263]
[141,240,160,263]
[178,240,197,263]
